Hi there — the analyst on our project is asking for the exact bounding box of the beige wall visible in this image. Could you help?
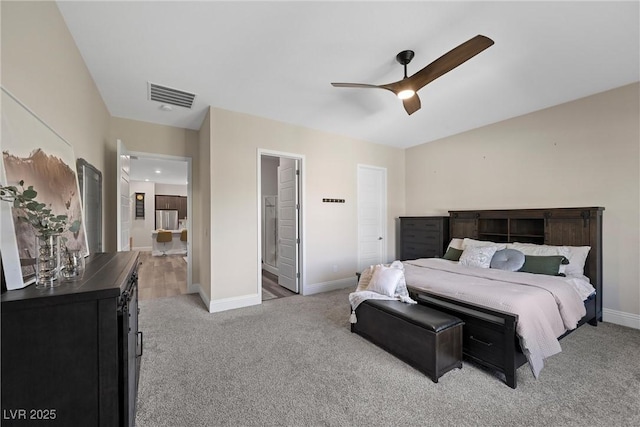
[207,108,405,300]
[1,1,112,248]
[109,117,199,158]
[109,117,200,282]
[405,83,640,317]
[130,181,156,249]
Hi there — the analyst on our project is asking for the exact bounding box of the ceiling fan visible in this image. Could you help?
[331,35,494,115]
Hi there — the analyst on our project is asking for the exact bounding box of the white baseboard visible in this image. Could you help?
[303,277,356,296]
[194,277,354,313]
[209,293,261,313]
[603,308,640,330]
[262,263,278,276]
[132,246,153,251]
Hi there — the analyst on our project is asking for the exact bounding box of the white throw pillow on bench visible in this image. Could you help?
[367,265,404,297]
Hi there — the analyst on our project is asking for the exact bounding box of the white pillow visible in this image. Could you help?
[459,245,499,269]
[508,242,569,257]
[367,265,403,297]
[447,238,464,250]
[563,246,591,277]
[508,242,590,277]
[463,238,507,251]
[358,261,404,290]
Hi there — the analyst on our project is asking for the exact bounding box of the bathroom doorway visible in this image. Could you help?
[259,151,303,300]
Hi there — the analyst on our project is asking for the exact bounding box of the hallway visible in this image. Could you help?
[138,251,188,300]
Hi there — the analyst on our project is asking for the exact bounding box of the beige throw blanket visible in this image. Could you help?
[403,258,587,378]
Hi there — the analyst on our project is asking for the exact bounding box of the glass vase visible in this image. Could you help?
[35,234,61,288]
[60,249,85,282]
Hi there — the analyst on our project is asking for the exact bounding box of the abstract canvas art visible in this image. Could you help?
[1,88,89,290]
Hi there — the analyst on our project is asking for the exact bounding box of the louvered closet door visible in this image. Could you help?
[277,158,299,293]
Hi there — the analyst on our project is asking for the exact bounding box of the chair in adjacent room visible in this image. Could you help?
[156,231,173,256]
[180,229,187,255]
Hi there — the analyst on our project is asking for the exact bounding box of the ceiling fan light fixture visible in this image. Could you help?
[397,89,415,100]
[331,35,494,115]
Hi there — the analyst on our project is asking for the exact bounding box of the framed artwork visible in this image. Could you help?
[1,88,89,290]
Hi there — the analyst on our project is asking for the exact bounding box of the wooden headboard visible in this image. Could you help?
[448,207,604,322]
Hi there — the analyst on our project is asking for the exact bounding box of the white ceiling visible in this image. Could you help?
[129,156,188,186]
[57,1,639,149]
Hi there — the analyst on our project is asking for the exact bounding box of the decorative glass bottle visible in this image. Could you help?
[60,249,85,282]
[35,234,61,288]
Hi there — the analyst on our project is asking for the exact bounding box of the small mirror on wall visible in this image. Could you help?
[77,158,103,254]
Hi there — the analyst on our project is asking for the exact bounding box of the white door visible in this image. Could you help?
[357,165,387,271]
[262,195,278,273]
[277,158,299,293]
[116,139,131,251]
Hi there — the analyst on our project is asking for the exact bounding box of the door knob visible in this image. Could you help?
[378,237,383,240]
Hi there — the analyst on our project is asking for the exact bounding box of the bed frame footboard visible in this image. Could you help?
[410,290,526,389]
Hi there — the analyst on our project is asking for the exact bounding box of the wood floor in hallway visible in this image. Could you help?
[138,251,188,300]
[262,269,296,301]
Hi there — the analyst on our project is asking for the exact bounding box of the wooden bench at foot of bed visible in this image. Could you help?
[410,291,525,388]
[351,299,464,383]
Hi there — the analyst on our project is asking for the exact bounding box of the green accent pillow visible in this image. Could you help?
[442,247,463,261]
[519,255,568,276]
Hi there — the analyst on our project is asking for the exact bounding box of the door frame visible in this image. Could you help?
[125,150,194,291]
[117,139,131,251]
[257,149,305,297]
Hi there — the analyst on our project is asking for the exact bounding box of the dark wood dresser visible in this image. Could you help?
[1,252,141,426]
[399,216,450,260]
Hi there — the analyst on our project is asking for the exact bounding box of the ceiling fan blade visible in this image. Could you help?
[333,36,492,114]
[407,35,494,91]
[331,82,384,89]
[403,94,421,115]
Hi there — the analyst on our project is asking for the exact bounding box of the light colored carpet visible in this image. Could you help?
[136,287,640,426]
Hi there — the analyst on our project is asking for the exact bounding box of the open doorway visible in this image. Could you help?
[259,151,304,301]
[124,150,193,300]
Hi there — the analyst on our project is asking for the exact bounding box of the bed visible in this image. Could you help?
[402,207,604,388]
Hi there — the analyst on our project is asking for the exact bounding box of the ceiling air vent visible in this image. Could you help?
[148,82,196,109]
